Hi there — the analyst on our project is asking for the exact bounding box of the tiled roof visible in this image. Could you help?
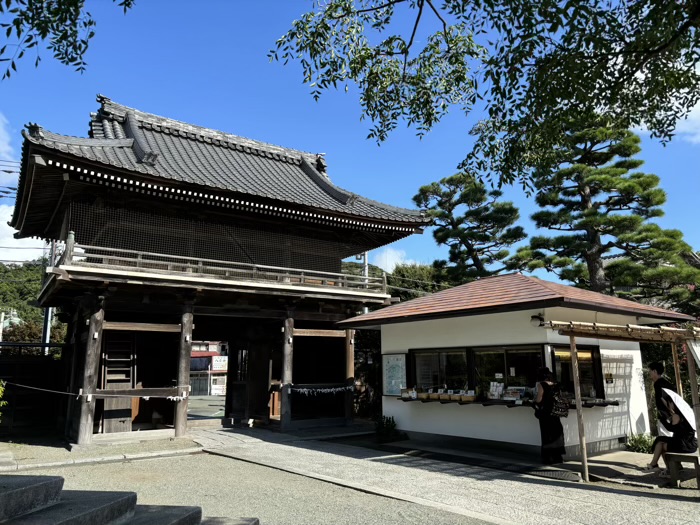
[21,96,428,224]
[340,273,695,326]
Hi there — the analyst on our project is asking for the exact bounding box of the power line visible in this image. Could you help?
[0,246,47,249]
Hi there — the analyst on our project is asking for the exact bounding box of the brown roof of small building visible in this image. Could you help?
[339,273,695,327]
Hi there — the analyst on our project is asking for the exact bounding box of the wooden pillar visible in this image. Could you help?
[63,231,75,264]
[174,304,194,437]
[280,316,294,431]
[569,335,589,482]
[685,341,700,437]
[671,343,683,398]
[76,296,105,446]
[345,329,355,424]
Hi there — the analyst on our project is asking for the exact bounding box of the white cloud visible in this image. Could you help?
[675,103,700,144]
[0,204,46,263]
[0,111,19,187]
[370,247,416,273]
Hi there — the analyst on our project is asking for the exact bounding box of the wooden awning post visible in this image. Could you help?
[345,329,355,424]
[280,316,294,431]
[685,342,700,437]
[76,296,105,446]
[569,334,589,482]
[671,343,683,398]
[174,304,193,437]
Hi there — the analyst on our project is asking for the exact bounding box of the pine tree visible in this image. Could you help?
[414,174,525,284]
[508,124,696,296]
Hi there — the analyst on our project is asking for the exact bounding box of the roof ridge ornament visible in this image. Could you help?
[25,123,44,138]
[299,156,350,205]
[124,111,159,167]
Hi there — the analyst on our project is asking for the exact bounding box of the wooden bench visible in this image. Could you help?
[666,452,700,488]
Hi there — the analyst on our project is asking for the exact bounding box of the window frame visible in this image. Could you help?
[549,344,604,400]
[408,347,470,392]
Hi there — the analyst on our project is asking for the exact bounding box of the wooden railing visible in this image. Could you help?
[57,232,386,294]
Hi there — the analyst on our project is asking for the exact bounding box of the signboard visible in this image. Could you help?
[212,355,228,371]
[382,354,407,396]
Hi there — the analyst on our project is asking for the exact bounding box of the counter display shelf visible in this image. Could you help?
[397,397,620,408]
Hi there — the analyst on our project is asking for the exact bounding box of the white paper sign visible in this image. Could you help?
[212,355,228,371]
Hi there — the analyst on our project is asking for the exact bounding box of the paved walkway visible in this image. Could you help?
[191,428,700,525]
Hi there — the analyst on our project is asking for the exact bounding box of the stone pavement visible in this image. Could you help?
[0,432,202,472]
[191,427,700,525]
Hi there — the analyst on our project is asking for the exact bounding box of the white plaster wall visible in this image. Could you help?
[381,307,650,447]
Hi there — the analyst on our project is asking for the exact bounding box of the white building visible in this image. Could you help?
[340,273,695,456]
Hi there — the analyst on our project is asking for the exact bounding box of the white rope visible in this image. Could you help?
[3,381,186,401]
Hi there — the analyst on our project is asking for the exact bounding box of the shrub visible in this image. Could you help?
[625,433,654,454]
[0,380,7,423]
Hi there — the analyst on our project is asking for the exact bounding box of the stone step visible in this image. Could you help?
[126,504,202,524]
[0,475,64,522]
[200,519,260,525]
[8,489,137,524]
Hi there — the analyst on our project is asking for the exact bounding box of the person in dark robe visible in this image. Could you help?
[534,367,566,465]
[643,390,698,475]
[648,362,676,437]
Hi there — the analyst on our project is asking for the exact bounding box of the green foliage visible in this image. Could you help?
[414,173,525,284]
[275,1,700,186]
[0,0,135,79]
[388,262,448,301]
[0,260,45,324]
[0,380,7,423]
[374,415,400,439]
[625,433,654,454]
[507,124,697,296]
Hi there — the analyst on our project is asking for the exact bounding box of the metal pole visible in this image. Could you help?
[569,335,589,482]
[0,311,4,342]
[363,252,369,314]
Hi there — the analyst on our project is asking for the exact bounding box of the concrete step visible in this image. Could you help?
[126,504,202,524]
[0,475,64,522]
[8,489,137,524]
[200,519,260,525]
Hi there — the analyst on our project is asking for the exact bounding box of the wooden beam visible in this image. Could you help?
[174,305,193,437]
[345,329,355,424]
[292,328,345,338]
[94,387,179,398]
[103,321,182,333]
[686,342,700,444]
[280,316,294,431]
[671,343,683,398]
[558,329,687,344]
[569,335,589,482]
[77,296,105,446]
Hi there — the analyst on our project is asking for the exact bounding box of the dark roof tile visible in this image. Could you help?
[23,95,427,224]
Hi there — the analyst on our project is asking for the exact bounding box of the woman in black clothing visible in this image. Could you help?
[534,367,566,464]
[643,391,697,474]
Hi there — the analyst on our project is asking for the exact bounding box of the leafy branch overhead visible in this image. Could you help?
[274,1,700,185]
[0,0,134,79]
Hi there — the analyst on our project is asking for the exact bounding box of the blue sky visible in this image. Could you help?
[0,1,699,277]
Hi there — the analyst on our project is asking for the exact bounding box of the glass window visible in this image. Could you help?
[505,348,542,387]
[473,346,543,398]
[552,346,603,399]
[412,349,468,390]
[474,350,505,396]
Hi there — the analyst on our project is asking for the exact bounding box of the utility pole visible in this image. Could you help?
[41,241,56,354]
[363,251,369,314]
[0,311,5,342]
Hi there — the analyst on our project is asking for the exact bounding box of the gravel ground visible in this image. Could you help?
[22,454,494,525]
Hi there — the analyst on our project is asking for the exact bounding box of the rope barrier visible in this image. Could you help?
[3,381,188,401]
